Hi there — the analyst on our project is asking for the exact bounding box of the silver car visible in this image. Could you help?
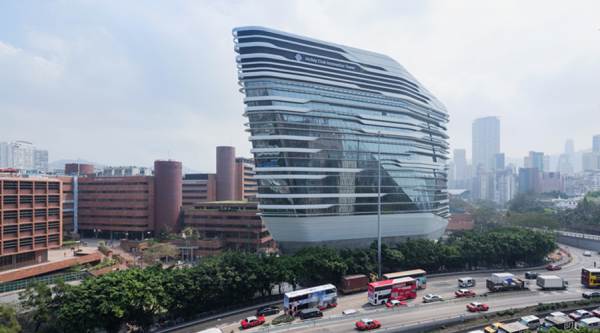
[422,294,443,303]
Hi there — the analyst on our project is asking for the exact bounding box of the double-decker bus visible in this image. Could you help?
[284,284,337,316]
[582,268,600,288]
[367,277,417,305]
[382,269,427,289]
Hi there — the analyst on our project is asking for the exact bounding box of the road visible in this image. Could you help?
[173,244,596,333]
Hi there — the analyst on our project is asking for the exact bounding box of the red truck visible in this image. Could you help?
[340,274,369,294]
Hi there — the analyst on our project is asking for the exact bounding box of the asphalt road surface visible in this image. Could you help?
[173,244,595,333]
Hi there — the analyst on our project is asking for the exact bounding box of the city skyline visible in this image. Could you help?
[1,1,599,173]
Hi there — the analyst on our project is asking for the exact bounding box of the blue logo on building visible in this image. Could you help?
[295,53,303,62]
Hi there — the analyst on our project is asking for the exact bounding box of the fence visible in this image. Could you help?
[0,270,93,293]
[159,294,284,330]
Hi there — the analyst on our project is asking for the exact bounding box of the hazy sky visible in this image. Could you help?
[1,1,599,172]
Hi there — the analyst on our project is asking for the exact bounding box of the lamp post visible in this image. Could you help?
[93,229,96,239]
[147,231,151,240]
[125,232,128,241]
[377,131,382,281]
[132,248,137,269]
[185,241,190,263]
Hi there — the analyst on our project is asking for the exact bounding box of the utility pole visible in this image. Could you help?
[247,224,251,253]
[377,131,382,281]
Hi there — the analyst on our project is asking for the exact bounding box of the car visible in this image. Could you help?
[592,307,600,317]
[455,289,476,297]
[467,302,489,312]
[343,309,361,316]
[422,294,443,303]
[525,272,540,279]
[256,306,280,316]
[545,311,566,321]
[569,309,594,321]
[240,316,265,329]
[547,264,562,270]
[355,318,381,331]
[484,322,505,333]
[583,291,600,299]
[385,300,407,308]
[584,251,592,256]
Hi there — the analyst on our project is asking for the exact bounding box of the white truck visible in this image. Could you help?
[536,275,569,290]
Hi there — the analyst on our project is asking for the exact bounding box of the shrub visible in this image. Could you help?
[90,258,119,271]
[62,241,79,247]
[98,241,105,246]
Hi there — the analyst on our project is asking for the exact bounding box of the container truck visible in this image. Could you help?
[536,275,569,290]
[340,274,369,294]
[497,322,529,333]
[486,273,530,292]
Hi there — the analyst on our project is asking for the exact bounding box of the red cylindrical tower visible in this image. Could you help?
[216,146,236,201]
[65,163,94,175]
[154,160,182,237]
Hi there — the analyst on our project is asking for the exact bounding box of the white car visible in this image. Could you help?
[545,311,566,321]
[422,294,443,303]
[583,251,592,257]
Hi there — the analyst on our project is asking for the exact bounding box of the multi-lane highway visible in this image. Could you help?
[173,245,596,333]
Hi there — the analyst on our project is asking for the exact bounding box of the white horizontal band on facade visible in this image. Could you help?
[360,128,428,140]
[249,135,320,141]
[250,148,322,154]
[253,167,364,173]
[257,193,387,199]
[245,105,312,113]
[253,175,328,180]
[394,159,445,168]
[357,114,422,126]
[358,119,421,131]
[244,96,311,104]
[258,204,334,210]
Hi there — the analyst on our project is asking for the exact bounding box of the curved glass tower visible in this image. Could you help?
[233,26,449,252]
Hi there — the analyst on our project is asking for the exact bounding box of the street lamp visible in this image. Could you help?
[125,232,128,240]
[93,229,97,239]
[147,231,151,240]
[132,248,137,269]
[377,131,382,281]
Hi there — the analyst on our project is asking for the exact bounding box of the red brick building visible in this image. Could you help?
[0,175,62,271]
[181,202,274,253]
[77,175,155,240]
[446,213,474,232]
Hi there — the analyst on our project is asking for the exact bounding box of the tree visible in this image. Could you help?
[143,242,180,263]
[0,304,20,333]
[158,224,172,240]
[182,227,201,241]
[18,277,72,332]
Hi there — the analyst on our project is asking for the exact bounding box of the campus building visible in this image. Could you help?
[181,201,274,254]
[0,175,62,271]
[233,26,450,251]
[182,146,258,208]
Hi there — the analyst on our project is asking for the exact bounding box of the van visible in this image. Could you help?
[459,277,476,288]
[517,315,541,330]
[298,308,323,319]
[578,317,600,330]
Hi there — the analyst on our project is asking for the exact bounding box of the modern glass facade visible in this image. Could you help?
[233,26,450,252]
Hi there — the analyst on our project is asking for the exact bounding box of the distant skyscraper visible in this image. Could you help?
[493,153,505,170]
[519,168,540,193]
[543,155,550,172]
[472,116,500,170]
[593,135,600,153]
[454,149,467,180]
[526,151,544,172]
[582,152,600,171]
[33,149,48,173]
[0,141,36,171]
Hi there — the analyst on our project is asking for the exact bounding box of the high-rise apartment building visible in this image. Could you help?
[233,26,450,251]
[541,172,561,193]
[593,135,600,153]
[525,151,544,172]
[0,141,48,173]
[493,153,505,170]
[518,168,540,193]
[583,152,600,171]
[472,116,500,170]
[454,149,467,180]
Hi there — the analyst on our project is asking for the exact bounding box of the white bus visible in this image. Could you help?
[284,284,337,316]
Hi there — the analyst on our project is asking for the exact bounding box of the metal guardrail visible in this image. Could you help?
[256,290,539,332]
[0,270,93,293]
